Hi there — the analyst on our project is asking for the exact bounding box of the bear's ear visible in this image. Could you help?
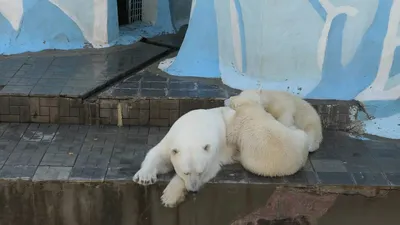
[171,149,179,155]
[203,144,210,152]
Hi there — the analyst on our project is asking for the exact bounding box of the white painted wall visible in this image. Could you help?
[143,0,158,25]
[0,0,24,31]
[49,0,117,47]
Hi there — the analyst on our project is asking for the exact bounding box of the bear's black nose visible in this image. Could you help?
[188,190,198,194]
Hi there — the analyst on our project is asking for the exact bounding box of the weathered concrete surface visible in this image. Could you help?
[0,181,399,225]
[232,188,338,225]
[0,181,142,225]
[318,191,400,225]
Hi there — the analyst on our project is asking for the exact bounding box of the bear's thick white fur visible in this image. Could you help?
[226,94,309,177]
[133,107,236,207]
[226,90,323,152]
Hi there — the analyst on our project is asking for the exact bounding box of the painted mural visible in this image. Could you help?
[0,0,116,54]
[0,0,183,55]
[160,0,400,139]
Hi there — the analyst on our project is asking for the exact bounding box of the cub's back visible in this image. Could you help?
[232,104,284,146]
[261,90,320,129]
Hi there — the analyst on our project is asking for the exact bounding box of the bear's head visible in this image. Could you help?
[170,143,216,193]
[224,90,262,110]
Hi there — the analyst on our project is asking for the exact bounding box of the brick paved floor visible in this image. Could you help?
[0,122,398,187]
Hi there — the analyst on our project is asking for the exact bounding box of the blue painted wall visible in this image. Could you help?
[160,0,400,139]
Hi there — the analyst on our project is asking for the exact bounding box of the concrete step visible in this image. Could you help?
[0,50,360,131]
[0,123,399,225]
[0,36,361,131]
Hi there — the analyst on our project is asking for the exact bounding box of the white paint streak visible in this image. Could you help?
[317,0,358,71]
[158,57,176,71]
[229,0,243,73]
[190,0,197,19]
[143,0,157,24]
[356,0,400,101]
[0,0,23,30]
[49,0,109,47]
[93,0,109,45]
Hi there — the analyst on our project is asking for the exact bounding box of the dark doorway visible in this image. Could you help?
[117,0,142,26]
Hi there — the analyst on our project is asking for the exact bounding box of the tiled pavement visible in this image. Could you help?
[97,48,239,100]
[0,42,171,98]
[0,122,399,187]
[98,67,238,99]
[0,29,189,99]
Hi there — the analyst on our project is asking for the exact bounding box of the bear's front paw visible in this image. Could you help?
[133,168,157,185]
[161,185,186,208]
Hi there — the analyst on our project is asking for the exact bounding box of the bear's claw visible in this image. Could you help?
[132,169,157,185]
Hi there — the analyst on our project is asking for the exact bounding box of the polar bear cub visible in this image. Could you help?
[225,93,309,177]
[133,107,236,207]
[226,90,323,152]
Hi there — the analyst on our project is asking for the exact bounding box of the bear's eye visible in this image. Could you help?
[171,149,178,155]
[184,172,190,175]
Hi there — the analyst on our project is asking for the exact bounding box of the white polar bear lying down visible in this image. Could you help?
[225,93,309,177]
[226,90,323,152]
[133,107,236,207]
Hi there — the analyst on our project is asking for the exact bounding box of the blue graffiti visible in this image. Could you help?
[308,0,327,20]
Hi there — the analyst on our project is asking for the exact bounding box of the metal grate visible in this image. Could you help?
[128,0,143,23]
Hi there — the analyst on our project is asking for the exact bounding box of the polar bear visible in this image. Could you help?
[225,90,323,152]
[133,107,237,207]
[225,93,309,177]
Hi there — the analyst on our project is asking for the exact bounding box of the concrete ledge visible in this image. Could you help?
[0,124,397,188]
[0,180,398,225]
